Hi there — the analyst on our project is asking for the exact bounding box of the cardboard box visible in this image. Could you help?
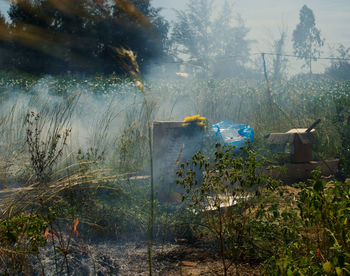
[267,128,315,163]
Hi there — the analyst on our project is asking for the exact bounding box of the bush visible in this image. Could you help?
[176,143,281,275]
[0,213,49,274]
[263,168,350,275]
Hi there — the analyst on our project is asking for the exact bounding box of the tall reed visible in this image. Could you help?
[115,47,155,275]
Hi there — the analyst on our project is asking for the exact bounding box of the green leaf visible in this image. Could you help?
[323,262,332,273]
[336,267,343,276]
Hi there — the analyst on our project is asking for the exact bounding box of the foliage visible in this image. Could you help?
[292,5,324,75]
[272,32,288,80]
[176,143,281,275]
[0,213,49,274]
[333,93,350,178]
[1,0,169,75]
[156,201,205,242]
[171,0,251,78]
[263,169,350,275]
[325,44,350,81]
[26,111,71,184]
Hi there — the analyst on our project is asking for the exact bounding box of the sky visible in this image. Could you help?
[0,1,8,16]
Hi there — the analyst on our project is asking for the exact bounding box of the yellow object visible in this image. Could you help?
[183,114,206,122]
[182,114,206,127]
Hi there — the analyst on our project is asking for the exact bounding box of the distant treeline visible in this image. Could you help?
[0,0,169,75]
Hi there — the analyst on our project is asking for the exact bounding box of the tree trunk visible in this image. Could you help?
[309,54,312,78]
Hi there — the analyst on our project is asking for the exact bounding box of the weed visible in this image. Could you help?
[26,111,70,184]
[177,142,281,275]
[263,168,350,275]
[0,212,48,274]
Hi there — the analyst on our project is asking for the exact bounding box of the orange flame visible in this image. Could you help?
[68,218,80,237]
[316,248,322,259]
[44,227,57,241]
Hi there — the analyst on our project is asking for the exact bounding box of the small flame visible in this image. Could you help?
[44,227,57,241]
[68,218,80,237]
[316,248,322,259]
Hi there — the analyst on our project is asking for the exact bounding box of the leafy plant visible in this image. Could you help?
[177,143,280,275]
[333,94,350,178]
[26,111,71,184]
[263,168,350,275]
[0,213,48,274]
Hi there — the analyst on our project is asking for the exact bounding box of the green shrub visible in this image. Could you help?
[176,143,281,275]
[0,213,49,274]
[263,168,350,275]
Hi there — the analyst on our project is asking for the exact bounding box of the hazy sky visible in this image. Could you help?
[0,1,8,15]
[153,0,349,46]
[152,0,350,73]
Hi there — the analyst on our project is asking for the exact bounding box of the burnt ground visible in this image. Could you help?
[35,240,261,275]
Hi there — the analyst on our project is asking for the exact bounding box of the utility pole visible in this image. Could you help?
[261,53,276,128]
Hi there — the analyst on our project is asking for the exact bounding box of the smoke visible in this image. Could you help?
[0,76,147,177]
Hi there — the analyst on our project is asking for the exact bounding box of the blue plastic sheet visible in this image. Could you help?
[211,120,254,149]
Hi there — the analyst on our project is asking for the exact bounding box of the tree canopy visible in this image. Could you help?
[0,0,169,75]
[171,0,252,78]
[292,5,324,75]
[271,31,288,80]
[325,44,350,80]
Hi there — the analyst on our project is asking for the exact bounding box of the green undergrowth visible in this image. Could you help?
[177,144,349,275]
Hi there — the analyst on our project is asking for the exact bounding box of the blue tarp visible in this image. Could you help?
[211,120,254,149]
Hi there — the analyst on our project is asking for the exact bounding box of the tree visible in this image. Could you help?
[171,0,251,78]
[272,31,288,80]
[7,0,66,73]
[292,5,324,76]
[3,0,169,75]
[325,44,350,80]
[0,12,15,71]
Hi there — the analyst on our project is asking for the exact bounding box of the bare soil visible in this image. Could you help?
[94,241,260,275]
[37,240,261,275]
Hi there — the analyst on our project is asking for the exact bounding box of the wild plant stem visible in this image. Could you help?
[146,104,154,276]
[217,207,227,276]
[65,254,70,276]
[118,48,154,275]
[50,224,59,274]
[36,251,45,276]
